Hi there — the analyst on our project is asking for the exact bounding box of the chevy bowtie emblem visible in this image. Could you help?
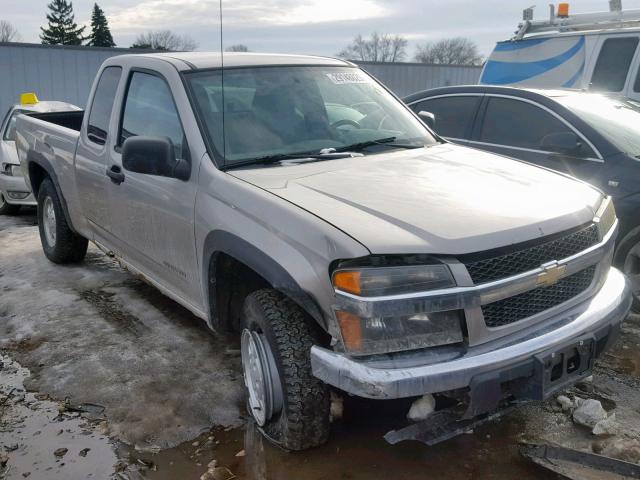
[536,263,567,287]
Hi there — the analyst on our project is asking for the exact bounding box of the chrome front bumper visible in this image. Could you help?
[0,173,35,206]
[311,267,631,399]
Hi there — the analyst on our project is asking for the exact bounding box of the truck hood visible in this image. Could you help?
[229,144,603,254]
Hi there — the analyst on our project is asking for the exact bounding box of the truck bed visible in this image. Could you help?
[27,110,84,132]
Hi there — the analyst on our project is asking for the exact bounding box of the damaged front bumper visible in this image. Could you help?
[311,267,631,400]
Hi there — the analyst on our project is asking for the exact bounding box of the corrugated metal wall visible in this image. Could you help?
[0,42,133,116]
[356,61,482,97]
[0,43,483,115]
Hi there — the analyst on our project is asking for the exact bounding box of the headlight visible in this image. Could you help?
[335,310,464,356]
[2,164,22,177]
[332,264,462,355]
[332,264,455,297]
[595,196,616,239]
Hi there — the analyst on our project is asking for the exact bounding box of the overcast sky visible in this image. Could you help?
[5,0,640,59]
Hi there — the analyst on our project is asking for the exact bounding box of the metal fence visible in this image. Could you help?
[0,42,135,116]
[356,61,482,97]
[0,43,483,115]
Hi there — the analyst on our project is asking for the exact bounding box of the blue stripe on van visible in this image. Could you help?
[482,36,585,84]
[562,60,585,88]
[494,38,550,51]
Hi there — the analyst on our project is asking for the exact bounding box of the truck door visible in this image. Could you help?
[587,34,639,96]
[107,69,201,309]
[75,66,123,240]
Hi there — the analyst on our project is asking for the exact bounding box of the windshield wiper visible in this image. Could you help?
[224,151,359,170]
[333,136,424,152]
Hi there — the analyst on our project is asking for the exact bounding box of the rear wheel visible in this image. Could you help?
[0,191,20,215]
[240,289,330,451]
[615,227,640,313]
[37,178,88,264]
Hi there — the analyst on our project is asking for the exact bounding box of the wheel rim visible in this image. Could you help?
[0,192,5,208]
[42,196,57,247]
[241,329,283,426]
[623,241,640,298]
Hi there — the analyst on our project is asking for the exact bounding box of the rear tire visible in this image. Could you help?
[0,191,20,215]
[37,178,88,264]
[241,289,330,451]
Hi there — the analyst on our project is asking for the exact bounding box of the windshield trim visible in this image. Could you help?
[181,65,438,170]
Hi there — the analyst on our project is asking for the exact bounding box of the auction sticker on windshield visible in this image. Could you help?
[326,71,370,84]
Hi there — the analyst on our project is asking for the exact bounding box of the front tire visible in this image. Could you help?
[0,191,20,215]
[615,226,640,313]
[241,289,330,451]
[37,178,88,264]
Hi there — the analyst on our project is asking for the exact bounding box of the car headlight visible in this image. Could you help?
[332,265,463,355]
[2,164,22,177]
[595,196,616,239]
[332,264,455,297]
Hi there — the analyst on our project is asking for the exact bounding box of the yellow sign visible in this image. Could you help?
[536,264,567,287]
[20,92,39,105]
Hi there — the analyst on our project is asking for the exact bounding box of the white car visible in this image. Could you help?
[0,94,80,214]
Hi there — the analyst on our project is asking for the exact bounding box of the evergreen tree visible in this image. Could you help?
[40,0,86,45]
[87,3,115,47]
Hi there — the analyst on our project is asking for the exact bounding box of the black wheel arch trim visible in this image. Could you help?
[26,151,79,234]
[202,230,326,331]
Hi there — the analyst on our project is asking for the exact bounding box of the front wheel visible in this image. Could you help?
[37,178,88,264]
[615,226,640,313]
[240,289,330,451]
[0,191,20,215]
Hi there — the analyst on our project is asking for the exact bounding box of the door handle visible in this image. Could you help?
[106,165,125,185]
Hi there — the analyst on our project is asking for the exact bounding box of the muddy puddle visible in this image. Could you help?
[127,399,555,480]
[0,355,118,480]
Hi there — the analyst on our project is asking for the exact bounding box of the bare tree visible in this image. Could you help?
[131,30,197,51]
[225,44,249,52]
[414,37,483,66]
[339,32,407,62]
[0,20,21,42]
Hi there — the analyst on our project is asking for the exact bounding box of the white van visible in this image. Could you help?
[480,2,640,101]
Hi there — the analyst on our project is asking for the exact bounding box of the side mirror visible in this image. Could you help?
[541,132,581,155]
[418,110,436,129]
[122,136,190,181]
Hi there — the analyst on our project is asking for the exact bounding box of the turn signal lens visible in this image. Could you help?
[333,271,362,295]
[336,311,363,351]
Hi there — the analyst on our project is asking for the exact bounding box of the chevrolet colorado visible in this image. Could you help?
[15,52,631,450]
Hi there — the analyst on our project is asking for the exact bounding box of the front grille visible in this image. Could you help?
[481,266,596,328]
[464,224,599,284]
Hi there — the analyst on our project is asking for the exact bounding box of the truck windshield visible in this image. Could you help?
[557,94,640,158]
[185,66,437,167]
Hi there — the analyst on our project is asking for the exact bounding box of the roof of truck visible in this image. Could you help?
[128,52,354,71]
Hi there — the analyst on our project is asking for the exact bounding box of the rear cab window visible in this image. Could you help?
[409,96,480,139]
[87,67,122,145]
[590,36,639,92]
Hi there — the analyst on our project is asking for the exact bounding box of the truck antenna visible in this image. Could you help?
[219,0,226,159]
